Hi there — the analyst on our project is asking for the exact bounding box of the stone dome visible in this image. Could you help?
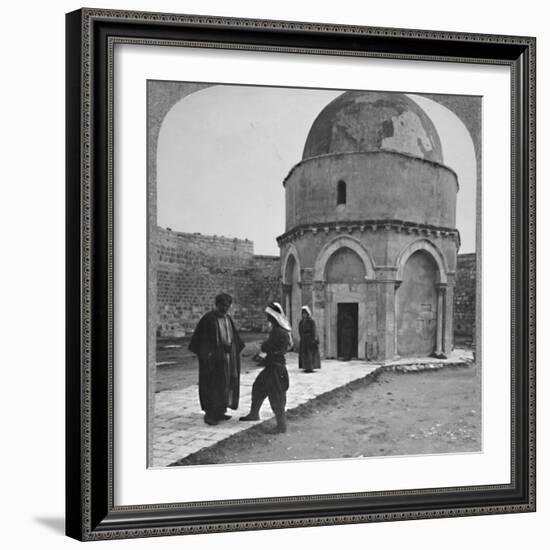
[302,91,444,163]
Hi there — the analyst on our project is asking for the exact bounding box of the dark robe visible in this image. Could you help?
[298,317,321,371]
[250,325,291,416]
[188,310,244,417]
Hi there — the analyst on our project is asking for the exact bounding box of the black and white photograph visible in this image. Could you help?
[148,82,482,468]
[1,0,543,545]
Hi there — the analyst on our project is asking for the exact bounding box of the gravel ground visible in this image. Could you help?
[171,364,481,466]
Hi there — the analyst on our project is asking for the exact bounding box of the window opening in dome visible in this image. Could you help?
[337,180,347,205]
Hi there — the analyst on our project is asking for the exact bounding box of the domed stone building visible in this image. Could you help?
[277,91,459,361]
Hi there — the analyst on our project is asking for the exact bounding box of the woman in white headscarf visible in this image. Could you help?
[239,302,292,433]
[298,305,321,373]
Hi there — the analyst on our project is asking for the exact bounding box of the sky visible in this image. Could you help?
[156,84,477,255]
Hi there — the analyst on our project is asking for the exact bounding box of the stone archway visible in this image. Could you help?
[396,239,448,284]
[148,82,214,229]
[395,239,449,357]
[281,246,301,341]
[314,235,376,282]
[325,247,367,359]
[313,238,376,359]
[421,93,481,195]
[396,250,439,356]
[411,94,479,356]
[147,82,215,463]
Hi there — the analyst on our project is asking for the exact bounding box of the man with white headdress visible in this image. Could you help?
[240,302,292,433]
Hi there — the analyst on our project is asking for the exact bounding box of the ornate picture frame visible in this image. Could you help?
[65,8,536,541]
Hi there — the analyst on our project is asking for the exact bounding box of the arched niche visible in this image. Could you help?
[395,239,448,284]
[395,239,451,358]
[314,235,376,282]
[281,243,301,283]
[396,250,439,356]
[281,246,301,338]
[315,238,375,360]
[325,247,367,284]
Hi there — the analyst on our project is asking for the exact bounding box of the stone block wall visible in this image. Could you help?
[454,253,476,344]
[155,227,476,345]
[156,228,254,264]
[155,228,281,336]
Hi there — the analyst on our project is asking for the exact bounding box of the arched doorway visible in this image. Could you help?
[325,247,367,360]
[396,250,438,356]
[283,254,301,341]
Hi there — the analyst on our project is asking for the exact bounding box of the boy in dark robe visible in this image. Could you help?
[240,302,292,433]
[188,293,245,426]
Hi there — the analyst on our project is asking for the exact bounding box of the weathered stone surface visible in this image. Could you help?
[155,228,281,336]
[283,152,458,231]
[302,91,443,162]
[279,90,477,361]
[454,253,476,344]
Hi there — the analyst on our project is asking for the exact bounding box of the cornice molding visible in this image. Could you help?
[277,219,460,247]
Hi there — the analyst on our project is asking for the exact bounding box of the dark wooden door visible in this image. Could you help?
[337,303,358,360]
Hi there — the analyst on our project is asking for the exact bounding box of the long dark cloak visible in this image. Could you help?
[188,311,244,414]
[298,317,321,370]
[250,325,292,413]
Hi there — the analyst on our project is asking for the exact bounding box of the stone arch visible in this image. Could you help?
[395,239,451,358]
[314,236,376,282]
[149,83,214,219]
[396,250,439,356]
[395,239,448,284]
[281,243,302,283]
[421,94,480,181]
[314,237,375,360]
[149,82,214,167]
[281,245,301,339]
[325,247,366,284]
[411,93,478,256]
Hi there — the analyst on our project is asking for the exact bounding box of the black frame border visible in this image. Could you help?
[66,8,536,541]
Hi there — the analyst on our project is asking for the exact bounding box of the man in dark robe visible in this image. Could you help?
[188,293,245,425]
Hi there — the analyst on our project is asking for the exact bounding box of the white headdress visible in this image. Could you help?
[265,302,292,332]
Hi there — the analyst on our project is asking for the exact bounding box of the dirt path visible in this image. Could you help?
[172,365,481,466]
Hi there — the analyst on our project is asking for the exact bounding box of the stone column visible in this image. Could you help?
[393,280,402,359]
[299,268,314,310]
[313,280,326,358]
[375,267,399,361]
[365,279,379,359]
[443,273,456,354]
[281,283,292,326]
[434,283,447,357]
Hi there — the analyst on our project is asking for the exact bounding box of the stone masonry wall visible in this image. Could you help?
[155,228,281,336]
[155,227,476,344]
[454,253,476,345]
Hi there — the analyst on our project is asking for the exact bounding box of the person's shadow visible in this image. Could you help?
[34,517,65,535]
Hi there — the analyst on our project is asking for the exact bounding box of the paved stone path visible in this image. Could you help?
[152,349,472,468]
[152,355,378,467]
